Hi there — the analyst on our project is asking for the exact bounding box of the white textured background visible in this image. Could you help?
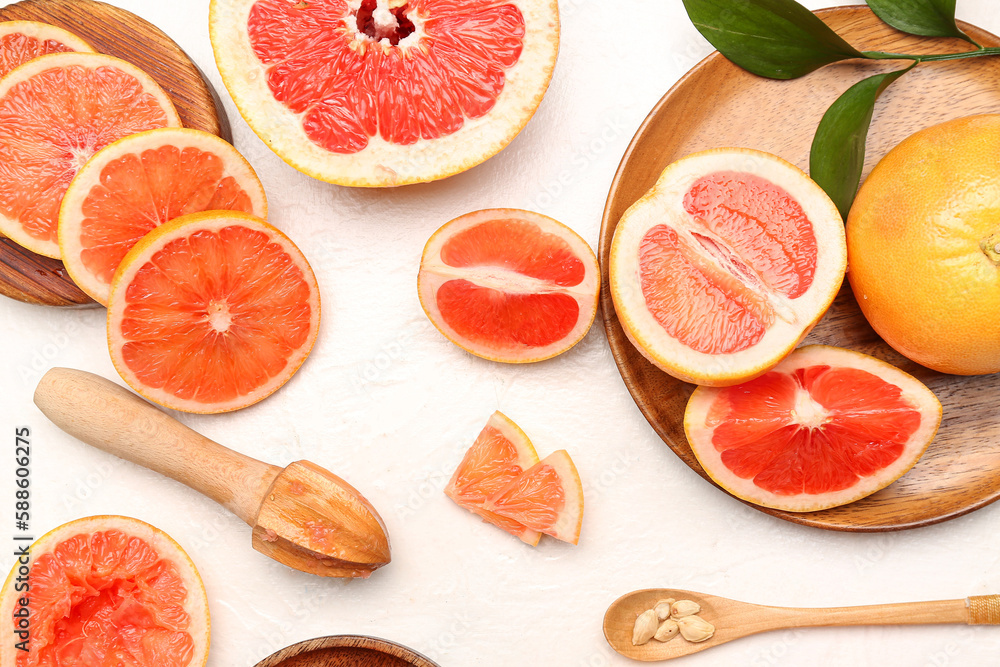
[2,1,1000,665]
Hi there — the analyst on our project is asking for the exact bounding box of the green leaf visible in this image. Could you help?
[809,65,914,219]
[682,0,865,79]
[865,0,975,44]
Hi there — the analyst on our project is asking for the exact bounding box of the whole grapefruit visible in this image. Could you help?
[847,114,1000,375]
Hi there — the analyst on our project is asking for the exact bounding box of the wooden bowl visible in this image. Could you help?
[254,636,440,667]
[599,5,1000,532]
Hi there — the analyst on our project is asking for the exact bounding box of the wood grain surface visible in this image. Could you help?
[0,0,230,307]
[599,6,1000,532]
[255,636,440,667]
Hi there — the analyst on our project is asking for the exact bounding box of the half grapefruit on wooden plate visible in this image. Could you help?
[684,346,942,512]
[209,0,559,186]
[0,20,93,76]
[445,411,542,545]
[609,148,846,386]
[418,209,599,363]
[59,127,268,305]
[0,515,209,667]
[107,211,321,414]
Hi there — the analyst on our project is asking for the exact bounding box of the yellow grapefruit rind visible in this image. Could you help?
[208,0,560,187]
[106,211,321,414]
[446,410,542,546]
[0,515,210,667]
[0,52,182,259]
[0,21,95,68]
[609,148,847,387]
[683,345,943,513]
[59,127,269,306]
[417,208,600,364]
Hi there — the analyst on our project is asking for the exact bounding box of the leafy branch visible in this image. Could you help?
[681,0,994,218]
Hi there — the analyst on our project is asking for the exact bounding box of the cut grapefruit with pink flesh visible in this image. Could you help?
[684,345,942,512]
[59,128,268,305]
[0,52,181,258]
[418,208,599,363]
[0,20,93,76]
[483,449,584,545]
[609,148,847,387]
[445,411,542,545]
[0,515,209,667]
[107,211,321,414]
[209,0,559,186]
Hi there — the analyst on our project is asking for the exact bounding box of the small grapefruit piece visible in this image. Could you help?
[684,345,942,512]
[59,127,268,306]
[0,20,93,76]
[0,515,209,667]
[445,411,542,545]
[209,0,559,186]
[107,211,321,414]
[848,114,1000,375]
[483,450,584,545]
[0,52,181,258]
[609,148,847,387]
[418,209,599,363]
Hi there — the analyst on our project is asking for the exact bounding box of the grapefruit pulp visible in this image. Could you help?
[107,211,321,414]
[209,0,559,185]
[59,127,268,305]
[445,411,542,545]
[0,52,181,258]
[0,515,209,667]
[418,209,600,363]
[609,148,847,386]
[684,345,942,512]
[0,20,93,76]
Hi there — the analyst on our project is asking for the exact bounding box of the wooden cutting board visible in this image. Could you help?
[255,636,441,667]
[0,0,230,307]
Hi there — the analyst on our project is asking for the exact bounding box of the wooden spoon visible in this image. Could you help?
[33,367,390,578]
[604,588,1000,661]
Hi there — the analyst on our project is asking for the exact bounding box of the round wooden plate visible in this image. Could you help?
[0,0,231,307]
[599,5,1000,532]
[255,636,441,667]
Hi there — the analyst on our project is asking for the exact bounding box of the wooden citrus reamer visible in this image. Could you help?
[33,367,390,578]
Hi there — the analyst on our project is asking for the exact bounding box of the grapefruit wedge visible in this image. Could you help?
[0,52,181,258]
[418,209,599,363]
[684,345,942,512]
[209,0,559,186]
[483,449,584,545]
[0,515,209,667]
[59,127,268,305]
[107,211,321,414]
[609,148,847,386]
[0,20,93,76]
[445,411,542,545]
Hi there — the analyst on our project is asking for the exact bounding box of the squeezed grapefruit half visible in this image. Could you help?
[0,20,93,76]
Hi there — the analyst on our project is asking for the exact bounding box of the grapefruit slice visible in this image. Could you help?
[59,127,268,306]
[0,515,209,667]
[483,449,584,545]
[418,209,599,363]
[209,0,559,186]
[107,211,321,414]
[609,148,847,386]
[684,345,942,512]
[0,20,93,76]
[445,411,542,545]
[0,52,181,258]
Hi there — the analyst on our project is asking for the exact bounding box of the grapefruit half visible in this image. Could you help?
[609,148,847,386]
[0,52,181,258]
[59,127,268,305]
[445,411,542,545]
[684,345,942,512]
[0,20,93,76]
[209,0,559,186]
[0,515,209,667]
[418,209,599,363]
[107,211,321,414]
[483,449,584,545]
